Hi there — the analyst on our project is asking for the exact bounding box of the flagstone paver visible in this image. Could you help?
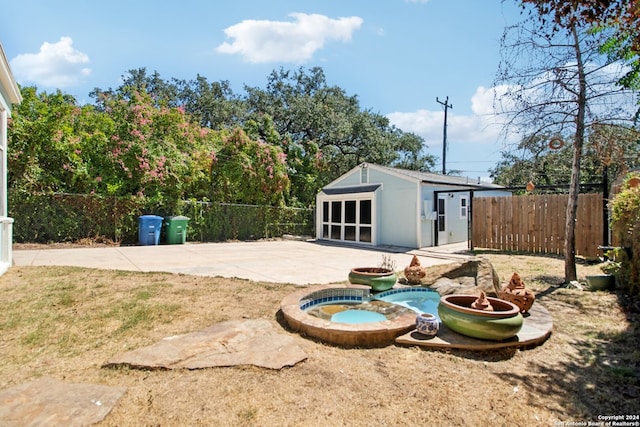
[0,377,126,427]
[103,319,308,370]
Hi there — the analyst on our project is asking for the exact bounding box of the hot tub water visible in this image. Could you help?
[374,288,441,321]
[303,287,441,324]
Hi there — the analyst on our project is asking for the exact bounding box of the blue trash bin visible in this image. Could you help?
[138,215,163,246]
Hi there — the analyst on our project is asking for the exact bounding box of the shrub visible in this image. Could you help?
[9,192,314,244]
[609,173,640,296]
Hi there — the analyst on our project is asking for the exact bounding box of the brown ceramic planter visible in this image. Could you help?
[499,272,536,313]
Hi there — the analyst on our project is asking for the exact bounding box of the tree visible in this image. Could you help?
[588,122,640,179]
[91,68,247,130]
[173,74,246,130]
[495,12,637,282]
[8,87,82,193]
[210,127,289,206]
[490,126,640,192]
[91,68,178,109]
[490,133,595,188]
[520,0,640,89]
[243,66,434,205]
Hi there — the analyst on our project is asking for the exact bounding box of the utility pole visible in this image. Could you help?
[436,96,452,175]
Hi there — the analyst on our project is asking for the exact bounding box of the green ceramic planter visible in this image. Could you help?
[348,268,397,292]
[586,275,615,291]
[438,295,524,341]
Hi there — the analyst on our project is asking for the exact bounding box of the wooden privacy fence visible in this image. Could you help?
[471,193,604,258]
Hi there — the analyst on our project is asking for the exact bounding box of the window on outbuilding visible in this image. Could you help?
[459,196,468,219]
[361,166,368,183]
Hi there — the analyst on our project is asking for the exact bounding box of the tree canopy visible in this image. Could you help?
[520,0,640,91]
[490,125,640,190]
[8,67,434,208]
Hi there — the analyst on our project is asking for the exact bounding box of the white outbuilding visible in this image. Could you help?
[316,163,510,249]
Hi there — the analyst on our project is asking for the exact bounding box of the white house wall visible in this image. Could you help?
[420,185,471,246]
[448,194,468,243]
[320,165,421,248]
[368,168,419,247]
[0,42,21,276]
[326,167,362,187]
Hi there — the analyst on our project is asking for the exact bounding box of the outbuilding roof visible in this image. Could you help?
[365,163,504,189]
[321,184,381,195]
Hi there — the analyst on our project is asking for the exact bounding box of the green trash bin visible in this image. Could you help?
[164,215,189,244]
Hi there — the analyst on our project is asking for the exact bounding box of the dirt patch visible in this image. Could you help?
[0,252,637,426]
[12,236,120,250]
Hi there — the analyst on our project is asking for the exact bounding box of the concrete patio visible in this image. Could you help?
[12,239,471,285]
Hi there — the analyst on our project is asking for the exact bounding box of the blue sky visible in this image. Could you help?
[1,0,525,179]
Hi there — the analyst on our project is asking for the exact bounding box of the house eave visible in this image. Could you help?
[0,43,22,109]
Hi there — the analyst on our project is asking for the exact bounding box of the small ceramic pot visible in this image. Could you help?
[499,272,536,314]
[415,313,439,337]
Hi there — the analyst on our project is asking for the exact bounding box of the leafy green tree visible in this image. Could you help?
[94,89,216,206]
[67,103,117,194]
[210,127,289,205]
[243,66,434,204]
[92,68,247,130]
[8,86,81,193]
[91,68,178,109]
[609,172,640,294]
[387,127,436,172]
[490,133,602,189]
[588,123,640,179]
[173,74,246,130]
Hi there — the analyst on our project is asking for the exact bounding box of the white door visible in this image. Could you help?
[437,195,448,245]
[320,198,373,244]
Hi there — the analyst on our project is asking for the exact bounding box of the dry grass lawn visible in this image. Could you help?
[0,250,638,426]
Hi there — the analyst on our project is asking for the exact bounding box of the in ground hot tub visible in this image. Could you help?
[280,285,417,347]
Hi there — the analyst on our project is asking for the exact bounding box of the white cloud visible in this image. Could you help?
[387,84,525,150]
[216,13,363,63]
[10,36,91,88]
[387,95,503,148]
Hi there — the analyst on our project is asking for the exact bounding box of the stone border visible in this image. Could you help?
[280,284,416,347]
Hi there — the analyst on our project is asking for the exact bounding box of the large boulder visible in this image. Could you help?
[421,257,501,296]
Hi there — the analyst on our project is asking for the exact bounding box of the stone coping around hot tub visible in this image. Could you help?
[280,284,417,347]
[375,287,439,299]
[299,286,370,311]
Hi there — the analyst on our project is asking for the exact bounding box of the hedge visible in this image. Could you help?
[9,192,314,245]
